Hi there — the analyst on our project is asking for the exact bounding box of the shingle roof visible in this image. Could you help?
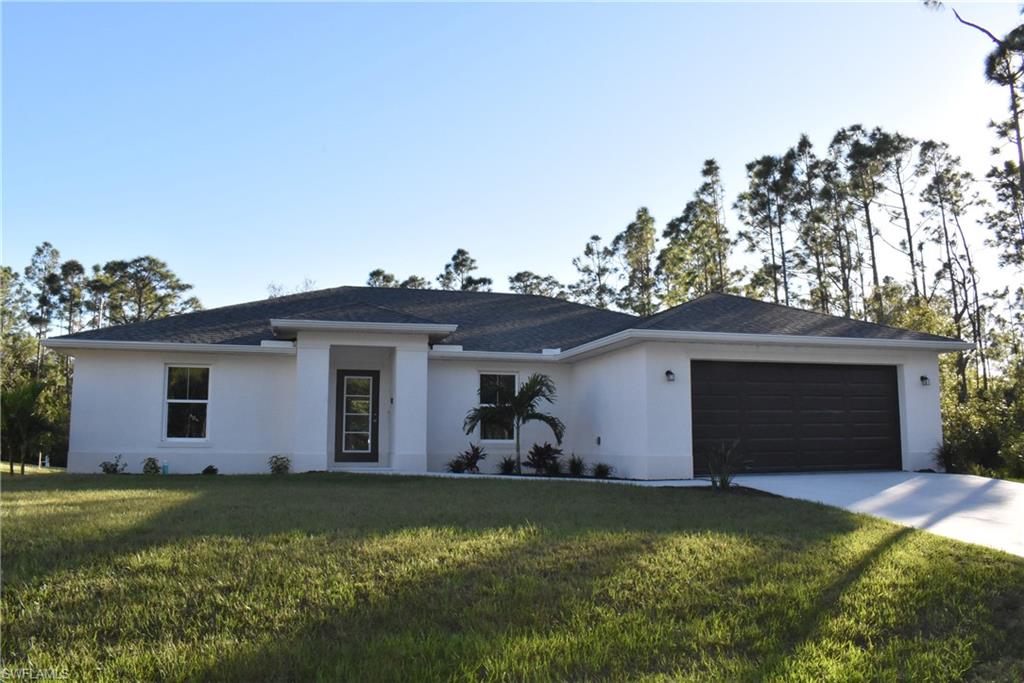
[55,287,638,352]
[636,293,957,343]
[51,287,960,351]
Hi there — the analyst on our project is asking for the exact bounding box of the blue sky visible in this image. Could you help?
[3,2,1019,309]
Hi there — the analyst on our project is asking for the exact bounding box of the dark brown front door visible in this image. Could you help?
[335,370,380,463]
[692,361,901,475]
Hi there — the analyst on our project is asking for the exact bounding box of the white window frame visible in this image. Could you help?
[477,371,517,444]
[162,363,211,442]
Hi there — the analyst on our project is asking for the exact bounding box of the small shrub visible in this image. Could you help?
[267,454,291,475]
[1001,433,1024,478]
[544,458,562,476]
[591,462,613,479]
[447,443,487,474]
[141,457,160,475]
[567,454,586,477]
[201,465,219,475]
[934,440,967,473]
[706,439,746,491]
[99,455,126,475]
[525,442,563,475]
[497,456,517,475]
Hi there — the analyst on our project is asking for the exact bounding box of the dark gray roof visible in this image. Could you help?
[51,287,960,351]
[636,293,957,343]
[55,287,638,352]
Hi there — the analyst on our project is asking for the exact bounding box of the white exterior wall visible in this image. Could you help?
[426,359,573,473]
[568,345,656,479]
[67,349,295,474]
[392,348,429,473]
[63,337,947,478]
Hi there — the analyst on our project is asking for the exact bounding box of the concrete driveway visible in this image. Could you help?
[734,471,1024,558]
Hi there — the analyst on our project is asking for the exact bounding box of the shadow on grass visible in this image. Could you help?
[754,525,914,679]
[188,530,663,681]
[1,472,862,590]
[13,473,979,680]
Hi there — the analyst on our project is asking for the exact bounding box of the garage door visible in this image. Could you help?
[691,361,901,475]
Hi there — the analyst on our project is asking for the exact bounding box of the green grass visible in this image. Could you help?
[2,463,66,475]
[2,473,1023,682]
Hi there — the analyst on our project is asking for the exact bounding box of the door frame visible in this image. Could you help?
[335,369,381,463]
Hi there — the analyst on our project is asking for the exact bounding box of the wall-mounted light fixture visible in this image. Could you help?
[665,370,676,382]
[920,375,931,386]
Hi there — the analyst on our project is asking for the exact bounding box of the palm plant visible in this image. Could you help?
[463,372,565,474]
[1,380,53,474]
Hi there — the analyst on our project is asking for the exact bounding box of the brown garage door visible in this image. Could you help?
[692,361,901,475]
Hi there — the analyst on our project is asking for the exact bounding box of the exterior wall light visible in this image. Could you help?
[920,375,931,386]
[665,370,676,382]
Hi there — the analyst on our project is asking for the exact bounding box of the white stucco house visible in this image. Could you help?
[44,288,971,478]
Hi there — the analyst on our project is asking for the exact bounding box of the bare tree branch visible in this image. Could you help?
[951,8,1004,46]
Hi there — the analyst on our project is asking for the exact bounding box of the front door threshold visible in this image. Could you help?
[330,464,392,472]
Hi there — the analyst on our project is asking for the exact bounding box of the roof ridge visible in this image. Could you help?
[337,299,444,325]
[340,285,641,318]
[634,292,717,325]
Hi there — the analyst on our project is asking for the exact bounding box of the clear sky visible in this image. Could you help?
[3,2,1020,309]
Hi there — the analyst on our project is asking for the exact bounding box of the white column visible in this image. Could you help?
[898,353,944,472]
[293,341,331,471]
[391,348,429,472]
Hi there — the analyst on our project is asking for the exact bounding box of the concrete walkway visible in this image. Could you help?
[734,471,1024,558]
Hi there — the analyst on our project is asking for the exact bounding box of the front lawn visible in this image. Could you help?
[2,473,1023,681]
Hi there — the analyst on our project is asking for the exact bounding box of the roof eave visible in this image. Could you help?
[41,339,297,355]
[558,328,973,361]
[429,348,561,362]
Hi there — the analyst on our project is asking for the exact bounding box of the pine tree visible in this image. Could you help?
[818,153,860,317]
[569,235,618,309]
[871,128,923,298]
[613,207,658,316]
[832,126,885,320]
[735,155,794,305]
[917,140,987,397]
[437,249,492,291]
[399,275,430,289]
[788,135,834,313]
[508,272,566,298]
[658,159,735,306]
[99,256,201,325]
[367,269,399,287]
[22,242,61,377]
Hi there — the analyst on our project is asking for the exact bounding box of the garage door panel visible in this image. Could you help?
[799,410,850,423]
[693,426,742,440]
[798,395,846,410]
[800,425,851,438]
[845,382,895,397]
[743,425,796,439]
[699,396,740,410]
[692,361,901,475]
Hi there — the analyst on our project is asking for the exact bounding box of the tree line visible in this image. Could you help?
[2,246,201,468]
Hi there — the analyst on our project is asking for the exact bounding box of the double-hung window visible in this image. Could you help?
[478,373,515,441]
[165,366,210,439]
